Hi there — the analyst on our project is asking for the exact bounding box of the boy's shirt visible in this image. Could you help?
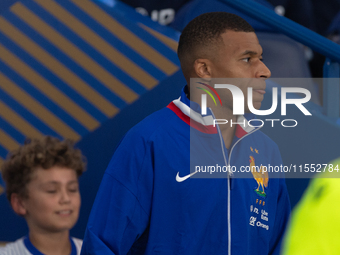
[0,237,82,255]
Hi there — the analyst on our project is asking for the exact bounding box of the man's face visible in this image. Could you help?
[22,166,81,233]
[210,31,271,111]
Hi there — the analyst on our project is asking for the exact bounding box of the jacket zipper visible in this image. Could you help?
[211,109,260,255]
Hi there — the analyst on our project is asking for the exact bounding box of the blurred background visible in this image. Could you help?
[0,0,340,242]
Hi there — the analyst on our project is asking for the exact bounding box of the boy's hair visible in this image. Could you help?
[177,12,255,77]
[1,136,86,201]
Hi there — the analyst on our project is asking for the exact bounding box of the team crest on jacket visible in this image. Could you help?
[250,147,269,198]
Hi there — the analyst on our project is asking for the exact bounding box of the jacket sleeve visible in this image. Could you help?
[81,131,154,255]
[268,146,291,255]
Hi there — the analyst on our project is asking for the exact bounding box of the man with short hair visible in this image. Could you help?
[81,12,290,255]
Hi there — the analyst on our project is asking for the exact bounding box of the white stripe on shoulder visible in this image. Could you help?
[0,238,31,255]
[71,237,83,255]
[173,98,214,126]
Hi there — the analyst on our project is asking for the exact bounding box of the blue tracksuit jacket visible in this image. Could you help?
[81,86,291,255]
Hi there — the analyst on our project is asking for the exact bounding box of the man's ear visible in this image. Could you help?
[194,59,212,80]
[11,193,27,216]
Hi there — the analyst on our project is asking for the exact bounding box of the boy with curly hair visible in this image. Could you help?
[0,136,86,255]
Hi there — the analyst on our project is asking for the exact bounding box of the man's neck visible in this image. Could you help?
[188,91,238,150]
[210,106,237,150]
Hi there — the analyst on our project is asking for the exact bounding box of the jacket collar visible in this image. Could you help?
[167,86,259,138]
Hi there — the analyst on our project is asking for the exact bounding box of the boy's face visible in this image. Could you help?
[21,166,81,233]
